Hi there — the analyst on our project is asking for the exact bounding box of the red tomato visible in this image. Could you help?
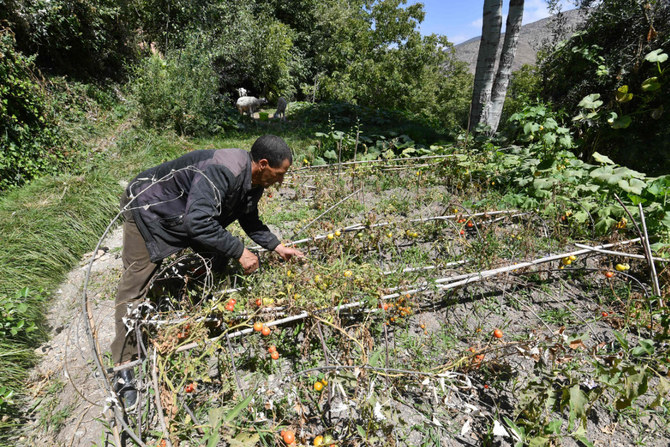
[261,326,271,336]
[493,328,503,339]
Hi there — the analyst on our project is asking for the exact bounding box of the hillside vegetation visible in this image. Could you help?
[0,0,669,446]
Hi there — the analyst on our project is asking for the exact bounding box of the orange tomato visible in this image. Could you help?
[253,321,263,332]
[261,326,271,336]
[271,351,279,360]
[314,381,324,392]
[493,328,503,339]
[282,430,295,444]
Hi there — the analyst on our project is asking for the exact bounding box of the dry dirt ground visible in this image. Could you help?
[21,226,125,447]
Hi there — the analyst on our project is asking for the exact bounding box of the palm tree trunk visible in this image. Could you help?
[487,0,525,133]
[469,0,503,132]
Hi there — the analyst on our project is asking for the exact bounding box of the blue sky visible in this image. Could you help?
[407,0,577,44]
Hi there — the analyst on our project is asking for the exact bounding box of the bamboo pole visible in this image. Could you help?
[573,243,670,263]
[289,154,455,173]
[639,204,662,301]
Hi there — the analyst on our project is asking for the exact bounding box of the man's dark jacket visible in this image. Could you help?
[126,148,280,263]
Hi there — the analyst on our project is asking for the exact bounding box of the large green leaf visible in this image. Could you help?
[608,113,632,129]
[533,177,558,190]
[661,212,670,230]
[595,217,616,234]
[578,93,603,109]
[592,152,614,165]
[618,178,646,195]
[543,133,557,145]
[645,49,668,63]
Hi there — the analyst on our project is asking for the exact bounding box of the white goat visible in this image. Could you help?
[274,97,287,120]
[236,87,248,98]
[236,96,267,117]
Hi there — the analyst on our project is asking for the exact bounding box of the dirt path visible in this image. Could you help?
[22,227,124,447]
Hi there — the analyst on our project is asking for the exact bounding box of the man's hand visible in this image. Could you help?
[238,248,260,274]
[274,244,305,261]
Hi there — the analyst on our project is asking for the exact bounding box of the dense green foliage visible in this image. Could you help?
[131,36,236,135]
[129,0,471,134]
[540,0,669,174]
[0,0,137,79]
[0,30,73,190]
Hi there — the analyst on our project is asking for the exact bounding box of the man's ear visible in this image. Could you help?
[258,159,269,169]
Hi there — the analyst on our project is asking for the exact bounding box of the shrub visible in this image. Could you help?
[539,0,670,174]
[0,30,71,191]
[130,34,239,136]
[2,0,137,80]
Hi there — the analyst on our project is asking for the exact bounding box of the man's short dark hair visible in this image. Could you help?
[250,135,292,168]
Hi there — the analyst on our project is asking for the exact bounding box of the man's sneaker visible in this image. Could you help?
[114,369,138,411]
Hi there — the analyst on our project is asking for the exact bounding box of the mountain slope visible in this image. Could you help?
[454,8,586,73]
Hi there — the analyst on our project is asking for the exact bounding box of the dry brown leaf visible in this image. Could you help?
[569,339,586,350]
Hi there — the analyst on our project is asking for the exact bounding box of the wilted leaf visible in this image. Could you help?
[650,377,669,408]
[569,339,586,350]
[568,385,587,431]
[615,369,648,410]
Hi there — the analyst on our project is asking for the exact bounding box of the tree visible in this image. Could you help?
[468,0,525,133]
[469,0,503,132]
[487,0,524,131]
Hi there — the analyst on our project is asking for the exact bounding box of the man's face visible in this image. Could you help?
[258,158,291,188]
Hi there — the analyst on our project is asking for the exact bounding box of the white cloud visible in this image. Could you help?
[470,18,483,29]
